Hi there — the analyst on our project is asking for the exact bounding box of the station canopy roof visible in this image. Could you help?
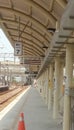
[0,0,69,77]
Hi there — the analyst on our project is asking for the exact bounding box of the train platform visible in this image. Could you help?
[0,87,62,130]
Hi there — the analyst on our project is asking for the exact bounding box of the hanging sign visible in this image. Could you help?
[14,42,22,56]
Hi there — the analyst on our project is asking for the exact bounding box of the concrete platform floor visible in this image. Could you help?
[14,87,62,130]
[0,87,63,130]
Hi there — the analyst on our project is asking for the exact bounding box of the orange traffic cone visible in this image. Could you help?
[18,112,26,130]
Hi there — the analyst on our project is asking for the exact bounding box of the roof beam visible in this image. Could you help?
[7,27,48,46]
[22,50,36,56]
[23,49,37,56]
[19,21,29,38]
[23,0,56,26]
[49,0,54,12]
[0,6,51,37]
[13,39,44,55]
[63,27,74,30]
[59,35,74,38]
[22,45,41,56]
[56,41,74,44]
[56,0,66,8]
[11,35,44,54]
[0,18,49,43]
[9,0,14,9]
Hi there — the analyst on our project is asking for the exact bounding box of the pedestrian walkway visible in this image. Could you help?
[14,87,62,130]
[0,87,63,130]
[0,87,30,130]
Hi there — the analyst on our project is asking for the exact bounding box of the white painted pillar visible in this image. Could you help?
[47,68,49,105]
[48,64,54,110]
[42,73,45,98]
[45,69,49,104]
[43,71,46,101]
[40,75,43,96]
[37,78,41,92]
[63,45,73,130]
[53,57,61,119]
[39,78,42,93]
[59,62,64,112]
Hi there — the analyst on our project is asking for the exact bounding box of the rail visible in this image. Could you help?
[0,87,26,105]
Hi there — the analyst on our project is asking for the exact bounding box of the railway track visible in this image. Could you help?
[0,87,19,95]
[0,86,27,111]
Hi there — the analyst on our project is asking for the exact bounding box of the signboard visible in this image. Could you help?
[14,42,22,56]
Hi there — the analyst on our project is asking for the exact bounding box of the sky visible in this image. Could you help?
[0,28,18,62]
[0,28,26,83]
[0,28,14,53]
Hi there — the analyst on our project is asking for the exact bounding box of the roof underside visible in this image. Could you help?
[0,0,68,77]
